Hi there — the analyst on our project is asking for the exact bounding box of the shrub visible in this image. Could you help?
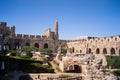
[7,50,17,56]
[112,70,120,76]
[106,56,120,69]
[19,62,54,73]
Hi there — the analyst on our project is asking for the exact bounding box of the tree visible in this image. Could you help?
[21,46,39,52]
[19,46,39,58]
[40,48,53,56]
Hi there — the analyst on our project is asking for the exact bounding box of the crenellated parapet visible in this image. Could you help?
[85,35,120,44]
[67,35,120,44]
[15,34,49,40]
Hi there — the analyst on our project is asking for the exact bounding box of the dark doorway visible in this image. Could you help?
[34,43,39,48]
[103,48,107,54]
[25,43,30,46]
[96,48,100,54]
[72,47,75,53]
[44,43,48,48]
[88,48,91,54]
[74,65,81,73]
[111,48,115,55]
[66,65,81,73]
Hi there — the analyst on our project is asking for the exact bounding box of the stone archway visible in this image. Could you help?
[88,48,91,54]
[111,48,115,55]
[34,43,39,48]
[74,65,82,73]
[103,48,107,54]
[66,64,82,73]
[25,43,30,46]
[44,43,48,48]
[96,48,100,54]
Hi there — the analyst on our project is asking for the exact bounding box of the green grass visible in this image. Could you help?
[0,55,54,73]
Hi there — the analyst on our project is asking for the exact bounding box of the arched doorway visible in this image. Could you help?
[111,48,115,55]
[103,48,107,54]
[66,65,82,73]
[34,43,39,48]
[88,48,91,54]
[72,47,75,53]
[74,65,81,73]
[96,48,100,54]
[44,43,48,48]
[25,43,30,46]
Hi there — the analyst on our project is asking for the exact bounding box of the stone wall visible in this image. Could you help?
[67,35,120,56]
[0,21,61,53]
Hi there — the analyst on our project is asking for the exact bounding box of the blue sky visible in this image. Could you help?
[0,0,120,40]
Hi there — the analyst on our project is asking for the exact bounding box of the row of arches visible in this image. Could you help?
[88,48,120,55]
[71,47,120,56]
[24,43,49,49]
[0,42,49,51]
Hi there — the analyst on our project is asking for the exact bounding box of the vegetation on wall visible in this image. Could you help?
[61,49,67,55]
[106,56,120,69]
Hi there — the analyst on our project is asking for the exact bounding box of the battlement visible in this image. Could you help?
[67,35,120,43]
[86,35,120,44]
[0,22,15,29]
[0,22,7,26]
[15,34,48,40]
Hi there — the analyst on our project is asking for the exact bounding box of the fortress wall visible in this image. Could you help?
[67,35,120,56]
[15,34,48,40]
[29,35,35,38]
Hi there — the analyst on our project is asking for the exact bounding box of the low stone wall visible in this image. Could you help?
[4,72,82,80]
[29,73,82,80]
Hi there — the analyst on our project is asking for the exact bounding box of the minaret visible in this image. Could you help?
[54,21,59,40]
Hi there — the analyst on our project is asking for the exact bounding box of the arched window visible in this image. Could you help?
[96,48,100,54]
[25,43,30,46]
[72,47,75,53]
[34,43,39,48]
[110,48,115,55]
[103,48,107,54]
[44,43,48,48]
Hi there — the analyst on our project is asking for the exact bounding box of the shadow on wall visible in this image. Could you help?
[2,72,33,80]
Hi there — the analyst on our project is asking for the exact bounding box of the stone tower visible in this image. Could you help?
[54,21,59,40]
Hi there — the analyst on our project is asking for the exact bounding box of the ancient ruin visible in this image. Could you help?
[1,21,120,79]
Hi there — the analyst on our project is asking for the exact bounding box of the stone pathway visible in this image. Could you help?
[50,61,61,73]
